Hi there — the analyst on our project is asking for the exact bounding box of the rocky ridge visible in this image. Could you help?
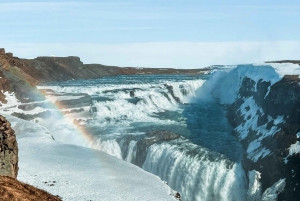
[0,48,206,105]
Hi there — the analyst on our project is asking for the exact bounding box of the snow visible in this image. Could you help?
[288,132,300,156]
[46,95,86,103]
[232,96,284,162]
[3,114,176,201]
[247,170,286,201]
[1,91,19,106]
[247,170,262,201]
[257,62,300,78]
[261,178,286,201]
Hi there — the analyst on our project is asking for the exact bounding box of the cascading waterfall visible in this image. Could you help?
[38,74,248,201]
[142,142,247,201]
[124,140,137,162]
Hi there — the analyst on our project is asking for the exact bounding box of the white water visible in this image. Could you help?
[37,75,248,201]
[125,140,137,162]
[142,142,247,201]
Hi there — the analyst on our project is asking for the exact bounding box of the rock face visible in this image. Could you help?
[118,130,181,167]
[227,75,300,201]
[0,115,18,178]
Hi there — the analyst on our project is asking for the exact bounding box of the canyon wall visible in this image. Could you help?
[227,74,300,200]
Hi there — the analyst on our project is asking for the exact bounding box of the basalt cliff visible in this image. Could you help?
[226,70,300,200]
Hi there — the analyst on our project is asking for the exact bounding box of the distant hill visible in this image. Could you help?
[0,48,208,104]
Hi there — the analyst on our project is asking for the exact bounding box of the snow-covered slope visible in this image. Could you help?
[3,114,177,201]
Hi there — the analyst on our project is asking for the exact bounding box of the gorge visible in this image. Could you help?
[0,48,299,201]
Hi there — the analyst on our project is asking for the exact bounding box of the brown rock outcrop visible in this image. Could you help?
[0,115,18,178]
[0,175,62,201]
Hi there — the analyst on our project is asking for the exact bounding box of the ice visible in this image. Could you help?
[235,97,284,162]
[46,95,86,103]
[288,132,300,156]
[247,170,286,201]
[247,170,262,201]
[255,62,300,78]
[1,91,19,107]
[261,179,286,201]
[3,114,176,201]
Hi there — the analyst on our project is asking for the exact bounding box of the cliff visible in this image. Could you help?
[0,115,18,178]
[226,72,300,200]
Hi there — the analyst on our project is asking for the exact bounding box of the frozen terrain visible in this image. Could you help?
[4,114,177,201]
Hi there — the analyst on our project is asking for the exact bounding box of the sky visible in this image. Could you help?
[1,0,300,68]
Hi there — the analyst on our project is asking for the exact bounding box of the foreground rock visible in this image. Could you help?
[0,115,18,178]
[0,175,61,201]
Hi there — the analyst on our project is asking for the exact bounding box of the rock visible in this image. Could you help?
[52,93,92,109]
[165,85,180,102]
[133,130,180,167]
[129,91,135,97]
[6,53,13,57]
[227,75,300,201]
[0,48,5,55]
[146,130,181,141]
[0,175,62,201]
[0,115,18,178]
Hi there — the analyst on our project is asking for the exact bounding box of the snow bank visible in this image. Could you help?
[3,114,176,201]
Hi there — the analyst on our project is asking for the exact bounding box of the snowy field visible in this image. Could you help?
[3,114,177,201]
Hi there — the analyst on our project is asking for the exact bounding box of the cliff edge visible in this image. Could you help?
[226,69,300,200]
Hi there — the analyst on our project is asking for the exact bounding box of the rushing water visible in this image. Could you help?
[40,74,247,201]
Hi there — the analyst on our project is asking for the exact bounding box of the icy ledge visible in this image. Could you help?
[3,114,177,201]
[247,170,286,201]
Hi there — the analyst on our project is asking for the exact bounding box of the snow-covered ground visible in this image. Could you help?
[3,114,177,201]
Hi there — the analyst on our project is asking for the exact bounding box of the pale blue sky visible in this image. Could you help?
[1,0,300,68]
